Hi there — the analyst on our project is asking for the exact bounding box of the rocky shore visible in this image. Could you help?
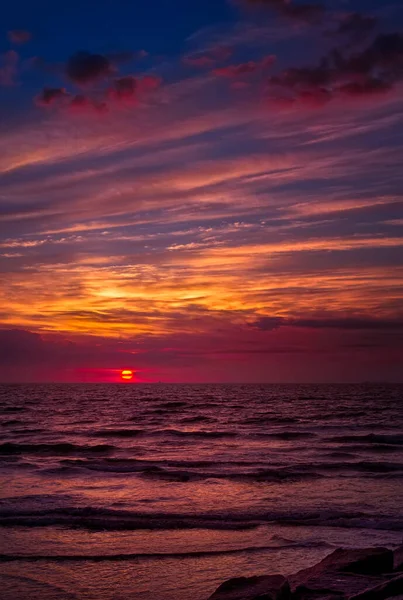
[207,546,403,600]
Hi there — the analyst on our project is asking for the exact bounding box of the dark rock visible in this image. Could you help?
[208,547,398,600]
[307,548,394,576]
[208,574,290,600]
[289,548,395,600]
[394,547,403,572]
[292,573,388,600]
[348,573,403,600]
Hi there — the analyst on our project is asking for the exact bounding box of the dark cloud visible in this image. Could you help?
[69,94,108,113]
[251,316,403,331]
[332,12,377,40]
[107,75,161,103]
[35,87,69,106]
[270,32,403,104]
[243,0,324,23]
[0,329,44,365]
[7,29,32,44]
[338,78,392,97]
[249,317,283,331]
[66,51,113,85]
[109,76,137,101]
[0,329,128,374]
[291,318,403,330]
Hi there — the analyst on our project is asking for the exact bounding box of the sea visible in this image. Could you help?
[0,383,402,600]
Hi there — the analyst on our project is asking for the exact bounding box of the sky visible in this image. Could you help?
[0,0,402,383]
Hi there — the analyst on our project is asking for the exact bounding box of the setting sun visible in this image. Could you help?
[121,369,133,381]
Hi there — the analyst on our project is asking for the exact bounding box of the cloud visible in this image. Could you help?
[66,51,113,85]
[269,32,403,105]
[183,45,233,69]
[107,75,161,104]
[213,55,276,78]
[108,76,137,101]
[184,55,216,68]
[331,12,377,40]
[251,316,403,331]
[35,87,70,107]
[0,50,18,86]
[68,94,108,114]
[7,30,32,45]
[242,0,325,23]
[138,74,162,91]
[249,316,283,330]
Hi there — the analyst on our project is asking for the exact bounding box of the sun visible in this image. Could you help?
[121,369,134,381]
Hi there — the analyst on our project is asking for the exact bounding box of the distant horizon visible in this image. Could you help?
[1,380,402,386]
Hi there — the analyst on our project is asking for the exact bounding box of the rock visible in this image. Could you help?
[394,547,403,572]
[208,574,290,600]
[290,548,394,585]
[207,547,397,600]
[292,572,388,600]
[348,573,403,600]
[289,548,395,600]
[307,548,394,576]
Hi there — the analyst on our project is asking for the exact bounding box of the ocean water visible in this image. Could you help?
[0,383,402,600]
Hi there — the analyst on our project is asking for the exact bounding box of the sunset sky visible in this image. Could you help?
[1,0,402,383]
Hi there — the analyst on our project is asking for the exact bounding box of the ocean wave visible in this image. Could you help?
[0,420,24,427]
[179,416,214,424]
[42,457,324,482]
[150,429,238,439]
[34,454,403,481]
[331,433,403,445]
[0,540,331,563]
[92,429,144,438]
[243,417,299,425]
[157,402,188,409]
[0,505,401,532]
[262,431,316,440]
[0,442,114,456]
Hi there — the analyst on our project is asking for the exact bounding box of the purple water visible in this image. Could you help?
[1,383,402,599]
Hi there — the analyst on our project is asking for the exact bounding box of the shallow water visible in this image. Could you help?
[0,383,402,599]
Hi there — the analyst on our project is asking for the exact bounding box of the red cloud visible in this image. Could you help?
[7,29,32,44]
[0,50,18,86]
[184,45,233,69]
[139,75,161,91]
[68,94,108,114]
[214,55,276,78]
[184,55,216,68]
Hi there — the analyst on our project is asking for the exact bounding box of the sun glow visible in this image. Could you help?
[121,369,134,381]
